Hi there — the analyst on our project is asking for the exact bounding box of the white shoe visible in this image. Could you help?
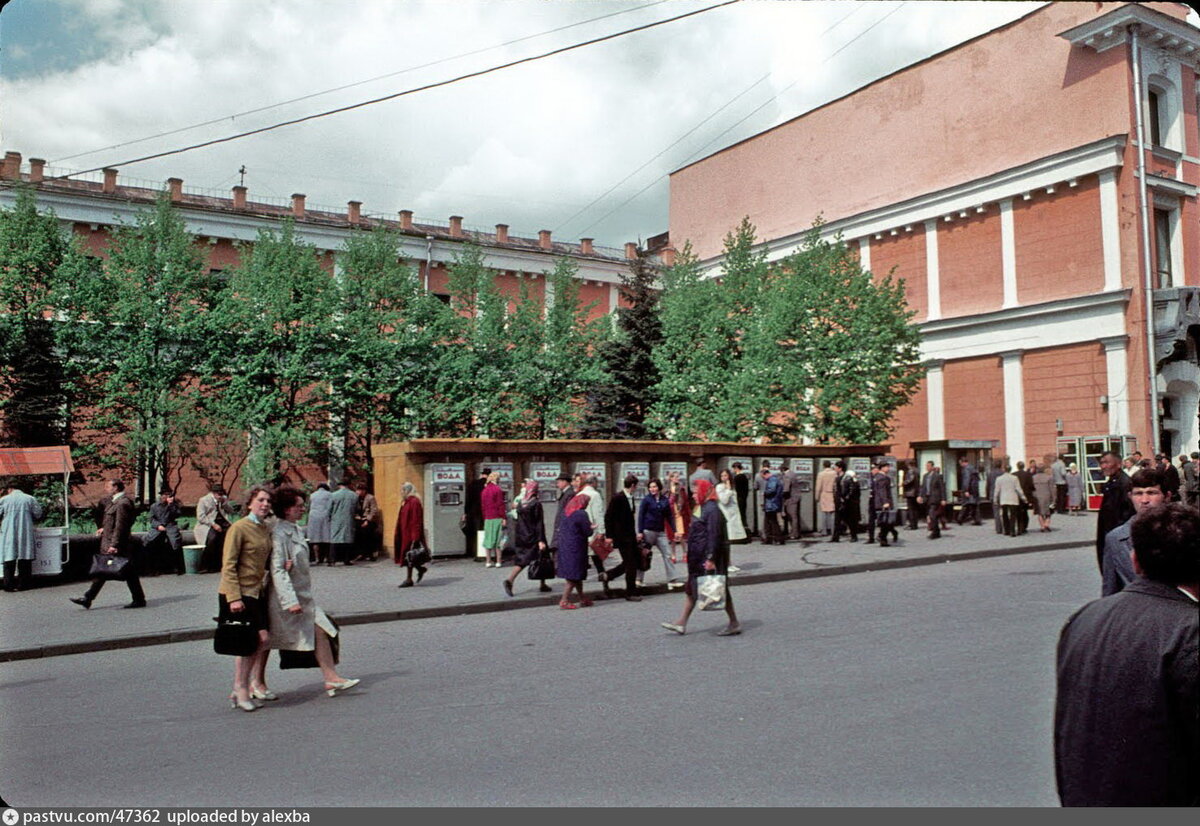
[728,565,741,573]
[666,581,683,590]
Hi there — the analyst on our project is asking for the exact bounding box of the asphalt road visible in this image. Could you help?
[0,546,1101,807]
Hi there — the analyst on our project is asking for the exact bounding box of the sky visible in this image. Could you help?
[0,0,1099,248]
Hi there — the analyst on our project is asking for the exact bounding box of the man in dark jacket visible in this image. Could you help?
[760,466,784,545]
[955,457,982,525]
[1101,468,1166,596]
[731,462,751,537]
[867,462,896,547]
[1095,450,1134,572]
[917,461,946,539]
[462,466,490,560]
[1014,461,1036,535]
[832,462,860,543]
[1054,502,1198,807]
[71,478,146,609]
[599,475,642,601]
[1158,453,1181,502]
[145,487,184,575]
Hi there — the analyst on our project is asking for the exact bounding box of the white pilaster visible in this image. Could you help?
[859,237,871,273]
[924,220,941,320]
[1102,335,1130,434]
[608,284,619,314]
[1002,351,1026,463]
[1000,199,1018,308]
[926,360,945,440]
[1099,170,1122,292]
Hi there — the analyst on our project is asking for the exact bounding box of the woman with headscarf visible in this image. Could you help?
[1032,460,1056,532]
[395,482,427,588]
[480,472,507,568]
[504,479,551,597]
[1066,463,1085,515]
[555,493,594,609]
[661,478,741,637]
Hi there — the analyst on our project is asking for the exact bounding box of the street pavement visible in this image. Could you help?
[0,512,1099,662]
[0,548,1102,806]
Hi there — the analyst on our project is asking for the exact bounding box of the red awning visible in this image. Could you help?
[0,445,75,476]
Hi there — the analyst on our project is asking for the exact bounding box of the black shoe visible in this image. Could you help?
[398,580,413,588]
[625,595,643,602]
[70,597,92,609]
[539,582,552,593]
[879,541,889,547]
[123,601,147,609]
[503,579,514,598]
[343,561,354,566]
[865,539,876,544]
[417,566,427,583]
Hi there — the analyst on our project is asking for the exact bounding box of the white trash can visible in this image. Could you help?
[33,527,67,576]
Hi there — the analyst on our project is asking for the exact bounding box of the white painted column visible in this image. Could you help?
[1102,335,1130,435]
[926,360,945,440]
[1000,199,1018,308]
[1002,350,1026,463]
[1098,170,1122,292]
[924,219,941,320]
[608,283,619,314]
[859,237,871,273]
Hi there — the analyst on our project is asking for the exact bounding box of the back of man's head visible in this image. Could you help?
[1131,503,1199,586]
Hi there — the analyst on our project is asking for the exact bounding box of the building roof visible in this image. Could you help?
[0,446,75,477]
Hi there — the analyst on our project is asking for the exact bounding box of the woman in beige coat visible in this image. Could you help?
[267,486,359,698]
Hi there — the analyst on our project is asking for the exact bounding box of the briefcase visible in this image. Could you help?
[89,552,130,581]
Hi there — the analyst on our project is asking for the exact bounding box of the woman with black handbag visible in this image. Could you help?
[217,485,275,712]
[267,486,359,698]
[503,479,551,597]
[394,482,429,588]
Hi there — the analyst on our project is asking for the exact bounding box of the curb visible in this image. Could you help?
[0,539,1092,663]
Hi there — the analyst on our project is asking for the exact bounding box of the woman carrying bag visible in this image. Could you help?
[217,485,275,712]
[504,480,552,597]
[268,486,359,698]
[661,479,741,637]
[395,482,429,588]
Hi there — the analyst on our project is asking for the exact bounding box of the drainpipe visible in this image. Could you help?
[1129,23,1161,454]
[424,235,434,293]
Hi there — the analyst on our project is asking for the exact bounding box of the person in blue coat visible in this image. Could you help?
[760,466,784,545]
[661,479,741,637]
[555,493,594,610]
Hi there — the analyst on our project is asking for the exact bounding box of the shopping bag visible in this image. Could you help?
[527,551,556,581]
[696,574,727,611]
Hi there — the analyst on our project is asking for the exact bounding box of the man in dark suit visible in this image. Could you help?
[462,466,490,560]
[599,474,641,601]
[1158,453,1181,502]
[731,462,751,537]
[1095,450,1134,572]
[917,461,946,539]
[71,478,146,609]
[1014,461,1035,535]
[1054,502,1198,806]
[955,457,982,525]
[831,462,859,542]
[145,487,184,575]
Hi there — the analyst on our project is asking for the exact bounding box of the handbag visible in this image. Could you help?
[639,541,653,572]
[527,550,556,581]
[590,534,614,562]
[404,541,431,568]
[89,552,130,581]
[279,617,340,669]
[212,615,259,657]
[696,573,727,611]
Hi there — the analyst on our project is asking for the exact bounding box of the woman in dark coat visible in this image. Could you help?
[504,480,551,597]
[555,493,594,610]
[395,482,427,588]
[661,479,741,636]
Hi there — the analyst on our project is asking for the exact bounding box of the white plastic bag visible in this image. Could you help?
[696,573,727,611]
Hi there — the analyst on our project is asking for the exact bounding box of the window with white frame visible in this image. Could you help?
[1145,74,1181,153]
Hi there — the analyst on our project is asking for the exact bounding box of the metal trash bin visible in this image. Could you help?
[183,544,205,574]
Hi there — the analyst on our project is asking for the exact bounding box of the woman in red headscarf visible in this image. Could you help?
[504,480,551,597]
[661,478,741,636]
[555,493,594,609]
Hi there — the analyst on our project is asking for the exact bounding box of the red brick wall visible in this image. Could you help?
[203,238,242,271]
[888,376,928,458]
[943,356,1007,449]
[1013,178,1104,303]
[937,210,1004,317]
[1022,343,1109,461]
[578,281,611,323]
[869,230,928,321]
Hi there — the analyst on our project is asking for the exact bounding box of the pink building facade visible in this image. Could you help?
[669,2,1200,481]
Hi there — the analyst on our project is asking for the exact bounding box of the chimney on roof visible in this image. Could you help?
[348,201,362,225]
[625,242,638,260]
[232,185,247,209]
[102,168,118,193]
[539,230,552,250]
[495,224,509,244]
[399,210,414,230]
[449,216,463,237]
[661,246,676,267]
[291,193,306,218]
[29,158,46,183]
[580,238,594,255]
[167,177,183,202]
[1,152,21,181]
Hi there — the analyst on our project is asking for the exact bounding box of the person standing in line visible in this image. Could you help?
[1183,452,1199,507]
[1013,461,1035,536]
[327,479,359,567]
[731,462,751,537]
[917,461,945,540]
[479,471,507,569]
[504,479,551,597]
[303,482,332,565]
[555,493,594,610]
[1157,453,1181,503]
[462,466,489,561]
[639,477,684,591]
[833,462,861,543]
[1032,461,1056,532]
[146,487,184,575]
[1054,502,1198,807]
[868,462,896,547]
[687,457,717,489]
[992,465,1026,537]
[1051,454,1068,514]
[267,486,359,700]
[1100,468,1166,597]
[664,471,690,566]
[660,479,741,637]
[760,465,784,545]
[716,467,747,558]
[550,474,574,551]
[196,483,237,573]
[1094,450,1134,573]
[599,475,642,601]
[0,479,43,592]
[955,456,982,526]
[781,461,802,540]
[71,479,145,609]
[902,461,921,531]
[395,482,428,588]
[986,459,1005,534]
[215,485,274,712]
[353,482,381,561]
[1065,464,1085,516]
[815,460,838,538]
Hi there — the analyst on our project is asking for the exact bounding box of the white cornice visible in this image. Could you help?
[697,136,1128,274]
[1059,4,1200,68]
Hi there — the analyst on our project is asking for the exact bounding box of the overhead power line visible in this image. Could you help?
[53,0,742,180]
[50,0,672,165]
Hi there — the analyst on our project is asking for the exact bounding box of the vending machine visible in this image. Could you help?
[572,461,608,501]
[474,461,515,558]
[616,461,651,507]
[848,456,873,523]
[422,463,467,557]
[787,457,815,535]
[755,457,786,529]
[526,460,563,538]
[718,455,755,535]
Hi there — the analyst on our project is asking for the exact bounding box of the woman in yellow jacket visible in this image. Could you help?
[218,485,275,712]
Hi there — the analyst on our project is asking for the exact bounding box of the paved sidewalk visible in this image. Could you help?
[0,512,1099,661]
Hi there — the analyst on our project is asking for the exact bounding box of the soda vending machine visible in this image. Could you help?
[616,461,650,506]
[718,455,755,535]
[787,457,815,535]
[422,463,467,557]
[526,461,564,539]
[474,461,515,558]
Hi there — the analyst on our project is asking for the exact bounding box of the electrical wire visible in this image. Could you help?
[49,0,742,181]
[49,0,672,165]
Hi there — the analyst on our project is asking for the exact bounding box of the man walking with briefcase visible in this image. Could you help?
[71,478,146,609]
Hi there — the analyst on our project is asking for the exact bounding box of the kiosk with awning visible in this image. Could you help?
[0,445,74,577]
